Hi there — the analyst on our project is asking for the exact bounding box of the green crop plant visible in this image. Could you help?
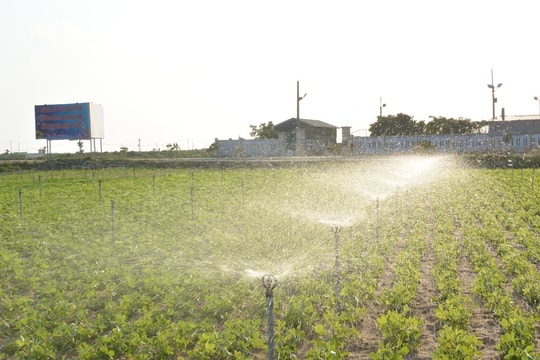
[371,309,423,360]
[433,325,482,360]
[2,159,540,358]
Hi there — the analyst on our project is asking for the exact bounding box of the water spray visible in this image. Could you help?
[262,273,277,360]
[331,224,342,313]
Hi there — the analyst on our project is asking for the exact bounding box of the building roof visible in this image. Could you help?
[488,118,540,135]
[501,115,540,121]
[274,118,337,131]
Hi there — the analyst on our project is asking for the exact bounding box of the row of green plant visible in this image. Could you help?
[430,190,483,359]
[451,171,539,359]
[370,191,427,359]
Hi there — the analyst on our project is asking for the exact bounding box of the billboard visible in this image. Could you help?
[35,102,104,140]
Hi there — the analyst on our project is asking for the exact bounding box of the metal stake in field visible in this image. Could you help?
[376,198,380,241]
[98,180,103,205]
[241,181,245,206]
[190,187,194,221]
[18,189,23,221]
[262,273,277,360]
[332,224,342,313]
[111,200,116,246]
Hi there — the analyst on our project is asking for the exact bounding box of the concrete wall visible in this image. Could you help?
[215,138,283,157]
[351,133,540,154]
[215,133,540,157]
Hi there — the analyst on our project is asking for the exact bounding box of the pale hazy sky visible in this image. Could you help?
[2,0,540,153]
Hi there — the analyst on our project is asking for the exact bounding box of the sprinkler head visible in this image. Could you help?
[331,224,342,234]
[262,273,277,296]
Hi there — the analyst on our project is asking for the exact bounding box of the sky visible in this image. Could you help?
[2,0,540,153]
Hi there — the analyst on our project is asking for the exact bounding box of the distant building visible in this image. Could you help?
[273,118,338,156]
[214,118,339,157]
[488,115,540,136]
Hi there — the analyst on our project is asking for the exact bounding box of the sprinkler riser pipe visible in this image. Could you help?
[331,225,342,313]
[262,274,277,360]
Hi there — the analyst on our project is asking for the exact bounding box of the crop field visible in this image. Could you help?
[1,155,540,359]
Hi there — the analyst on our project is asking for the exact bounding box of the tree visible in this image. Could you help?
[77,140,84,154]
[425,117,488,135]
[369,113,419,136]
[369,114,489,136]
[249,122,278,139]
[166,143,180,151]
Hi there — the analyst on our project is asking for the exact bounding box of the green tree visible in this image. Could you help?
[166,142,180,151]
[77,140,84,154]
[370,115,489,136]
[369,113,420,136]
[249,122,278,139]
[425,116,488,135]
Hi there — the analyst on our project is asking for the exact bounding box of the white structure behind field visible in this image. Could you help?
[214,116,540,157]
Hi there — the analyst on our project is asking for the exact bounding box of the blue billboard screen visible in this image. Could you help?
[35,103,91,140]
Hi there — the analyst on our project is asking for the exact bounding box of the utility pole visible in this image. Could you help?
[296,81,307,127]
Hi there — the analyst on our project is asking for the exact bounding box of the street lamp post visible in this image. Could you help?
[379,97,386,119]
[534,96,540,116]
[487,69,502,120]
